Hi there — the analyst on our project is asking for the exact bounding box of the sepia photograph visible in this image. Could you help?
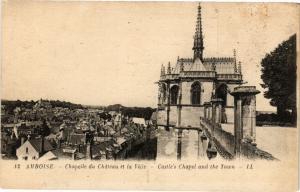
[0,1,299,191]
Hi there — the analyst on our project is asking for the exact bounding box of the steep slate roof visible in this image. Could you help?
[203,57,237,74]
[189,57,207,71]
[28,138,54,153]
[39,150,58,160]
[171,57,237,74]
[163,5,240,78]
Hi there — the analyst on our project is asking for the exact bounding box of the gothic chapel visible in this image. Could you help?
[157,4,243,128]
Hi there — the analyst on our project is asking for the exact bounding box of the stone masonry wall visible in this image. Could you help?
[225,107,234,123]
[200,117,276,160]
[169,106,178,126]
[181,106,203,127]
[157,110,166,126]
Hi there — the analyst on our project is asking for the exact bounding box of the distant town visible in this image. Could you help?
[1,99,157,160]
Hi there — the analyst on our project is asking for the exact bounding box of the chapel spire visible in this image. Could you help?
[193,3,204,61]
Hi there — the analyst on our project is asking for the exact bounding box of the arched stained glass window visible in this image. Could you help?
[170,85,179,104]
[191,82,201,105]
[161,84,167,103]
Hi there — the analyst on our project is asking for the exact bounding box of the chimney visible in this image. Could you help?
[21,137,25,145]
[72,152,76,160]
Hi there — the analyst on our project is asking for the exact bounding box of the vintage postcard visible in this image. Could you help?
[0,1,299,191]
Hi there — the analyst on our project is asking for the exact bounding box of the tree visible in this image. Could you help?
[261,34,296,123]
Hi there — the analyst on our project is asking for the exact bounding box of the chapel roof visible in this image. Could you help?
[171,56,238,74]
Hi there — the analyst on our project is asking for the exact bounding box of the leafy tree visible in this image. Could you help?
[261,34,296,123]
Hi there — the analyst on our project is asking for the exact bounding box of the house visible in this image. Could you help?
[1,132,18,158]
[67,133,86,145]
[16,138,54,160]
[132,117,146,126]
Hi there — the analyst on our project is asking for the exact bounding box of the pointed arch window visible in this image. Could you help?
[170,85,179,104]
[191,82,201,105]
[161,84,167,104]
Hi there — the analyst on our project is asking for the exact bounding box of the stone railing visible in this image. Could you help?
[216,74,242,81]
[203,57,235,62]
[200,117,235,157]
[200,117,277,160]
[180,71,216,78]
[160,74,179,80]
[160,71,216,80]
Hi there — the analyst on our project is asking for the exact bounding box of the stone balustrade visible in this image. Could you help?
[160,72,242,81]
[216,74,242,81]
[180,71,216,78]
[160,74,179,80]
[200,86,277,160]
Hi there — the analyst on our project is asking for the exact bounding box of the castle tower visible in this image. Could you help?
[193,3,204,61]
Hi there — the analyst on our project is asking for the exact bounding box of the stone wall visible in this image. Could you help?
[201,82,214,105]
[169,106,178,126]
[157,106,204,128]
[181,106,203,127]
[157,110,166,126]
[226,84,237,107]
[200,117,276,160]
[202,126,234,159]
[212,124,235,155]
[200,118,235,157]
[225,107,234,123]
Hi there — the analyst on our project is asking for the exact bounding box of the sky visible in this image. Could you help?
[2,1,299,110]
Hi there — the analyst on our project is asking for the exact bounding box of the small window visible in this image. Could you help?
[26,147,29,154]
